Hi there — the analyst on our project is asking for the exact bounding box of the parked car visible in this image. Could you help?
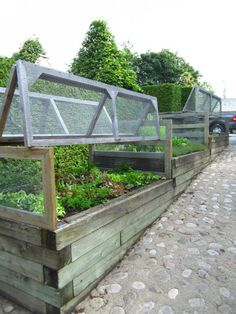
[209,111,236,134]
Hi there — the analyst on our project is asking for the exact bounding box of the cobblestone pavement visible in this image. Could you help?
[0,145,236,314]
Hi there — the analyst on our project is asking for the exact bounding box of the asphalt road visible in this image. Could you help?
[229,134,236,145]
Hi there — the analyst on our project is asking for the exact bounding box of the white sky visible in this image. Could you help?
[1,0,235,97]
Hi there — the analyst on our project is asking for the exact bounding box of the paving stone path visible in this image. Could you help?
[0,145,236,314]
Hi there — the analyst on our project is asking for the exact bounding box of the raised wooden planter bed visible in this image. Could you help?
[209,135,229,159]
[0,135,229,313]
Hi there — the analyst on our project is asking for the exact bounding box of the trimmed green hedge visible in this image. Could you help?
[143,84,192,112]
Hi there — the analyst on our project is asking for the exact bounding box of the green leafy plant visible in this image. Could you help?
[56,165,160,213]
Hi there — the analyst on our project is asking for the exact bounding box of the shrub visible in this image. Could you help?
[143,84,183,112]
[54,145,89,180]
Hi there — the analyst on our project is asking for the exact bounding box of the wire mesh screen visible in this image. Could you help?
[93,98,113,135]
[116,96,152,136]
[0,157,44,214]
[160,113,206,143]
[184,87,221,113]
[0,89,24,136]
[29,79,108,136]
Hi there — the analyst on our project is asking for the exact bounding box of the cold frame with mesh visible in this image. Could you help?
[0,61,160,147]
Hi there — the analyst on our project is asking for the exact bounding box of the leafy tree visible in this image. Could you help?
[0,56,15,87]
[69,20,141,91]
[13,38,45,63]
[179,71,198,86]
[134,49,200,86]
[0,38,45,87]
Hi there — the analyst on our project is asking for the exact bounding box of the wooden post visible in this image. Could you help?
[204,112,209,145]
[161,120,172,179]
[89,144,95,164]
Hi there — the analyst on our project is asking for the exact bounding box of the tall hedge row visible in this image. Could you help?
[143,84,192,112]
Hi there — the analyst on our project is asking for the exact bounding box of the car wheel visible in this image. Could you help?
[210,123,225,134]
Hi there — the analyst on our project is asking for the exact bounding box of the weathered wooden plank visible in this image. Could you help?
[0,218,42,246]
[172,150,210,168]
[58,234,120,289]
[209,135,229,144]
[121,199,173,244]
[175,163,208,187]
[0,265,72,307]
[211,146,227,154]
[71,183,174,260]
[210,141,228,149]
[41,148,57,231]
[0,249,43,282]
[61,233,143,313]
[94,151,164,159]
[0,234,63,270]
[71,182,178,263]
[0,280,47,314]
[172,155,210,178]
[55,180,173,250]
[172,123,206,129]
[94,155,164,172]
[203,113,209,145]
[73,231,143,296]
[164,119,172,178]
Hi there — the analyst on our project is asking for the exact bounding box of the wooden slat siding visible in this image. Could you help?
[172,150,210,168]
[121,199,173,244]
[0,265,73,307]
[160,111,207,119]
[73,231,143,296]
[58,234,120,289]
[211,147,226,155]
[94,155,164,172]
[0,218,42,246]
[94,151,164,159]
[0,233,66,270]
[62,234,144,313]
[211,141,229,149]
[0,280,47,314]
[72,177,190,263]
[54,180,173,250]
[172,155,211,178]
[71,182,176,262]
[211,140,228,148]
[174,163,208,187]
[0,249,43,282]
[172,123,206,129]
[122,176,207,244]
